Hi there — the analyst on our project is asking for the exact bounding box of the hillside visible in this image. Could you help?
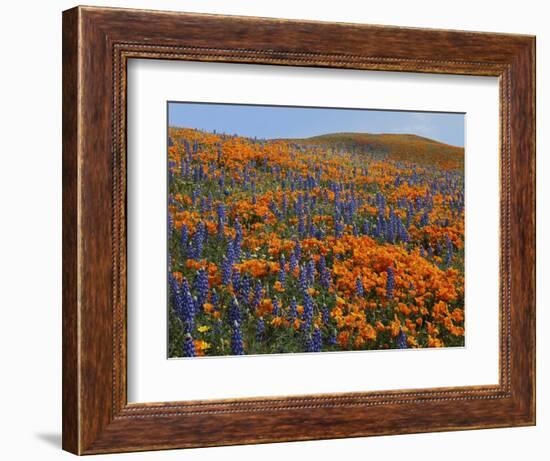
[167,125,465,357]
[284,132,464,170]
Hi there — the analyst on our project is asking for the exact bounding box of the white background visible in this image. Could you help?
[128,60,499,402]
[0,0,546,460]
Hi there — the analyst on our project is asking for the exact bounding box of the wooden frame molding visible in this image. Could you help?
[62,5,535,455]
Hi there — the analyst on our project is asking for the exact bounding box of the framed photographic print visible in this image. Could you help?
[62,6,536,455]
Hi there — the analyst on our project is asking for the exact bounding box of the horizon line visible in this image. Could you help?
[168,125,465,149]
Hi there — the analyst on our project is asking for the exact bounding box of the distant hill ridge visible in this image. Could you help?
[281,132,464,170]
[169,127,464,170]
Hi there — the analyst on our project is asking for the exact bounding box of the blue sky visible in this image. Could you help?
[168,102,465,147]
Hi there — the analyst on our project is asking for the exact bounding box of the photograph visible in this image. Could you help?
[167,102,466,358]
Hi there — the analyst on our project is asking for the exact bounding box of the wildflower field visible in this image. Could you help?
[167,125,465,358]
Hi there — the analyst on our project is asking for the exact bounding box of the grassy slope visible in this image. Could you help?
[284,132,464,170]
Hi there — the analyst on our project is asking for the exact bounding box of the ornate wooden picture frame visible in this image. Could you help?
[62,5,535,455]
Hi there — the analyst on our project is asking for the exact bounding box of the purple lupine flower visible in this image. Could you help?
[278,254,286,285]
[318,255,326,275]
[420,210,429,227]
[225,238,236,266]
[252,281,263,312]
[191,187,199,205]
[302,293,314,332]
[298,215,306,238]
[406,208,412,229]
[386,266,395,299]
[398,220,409,243]
[306,258,316,285]
[394,175,401,187]
[190,222,206,260]
[217,217,224,240]
[321,305,330,325]
[320,268,332,290]
[335,219,344,238]
[376,191,386,215]
[194,165,202,183]
[168,271,180,308]
[172,275,184,311]
[216,203,226,239]
[356,276,364,297]
[312,327,322,352]
[294,240,302,261]
[239,274,251,305]
[396,329,408,349]
[180,224,188,249]
[167,214,174,239]
[299,265,308,293]
[183,333,196,357]
[193,268,209,309]
[272,298,280,317]
[296,193,304,214]
[167,253,173,273]
[207,192,213,211]
[289,297,298,320]
[305,334,314,352]
[221,257,232,286]
[374,215,383,238]
[315,226,326,240]
[445,235,453,268]
[386,209,396,243]
[210,290,219,308]
[256,318,265,341]
[231,268,241,292]
[179,279,196,333]
[231,321,245,355]
[180,157,188,177]
[228,297,241,325]
[289,251,298,274]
